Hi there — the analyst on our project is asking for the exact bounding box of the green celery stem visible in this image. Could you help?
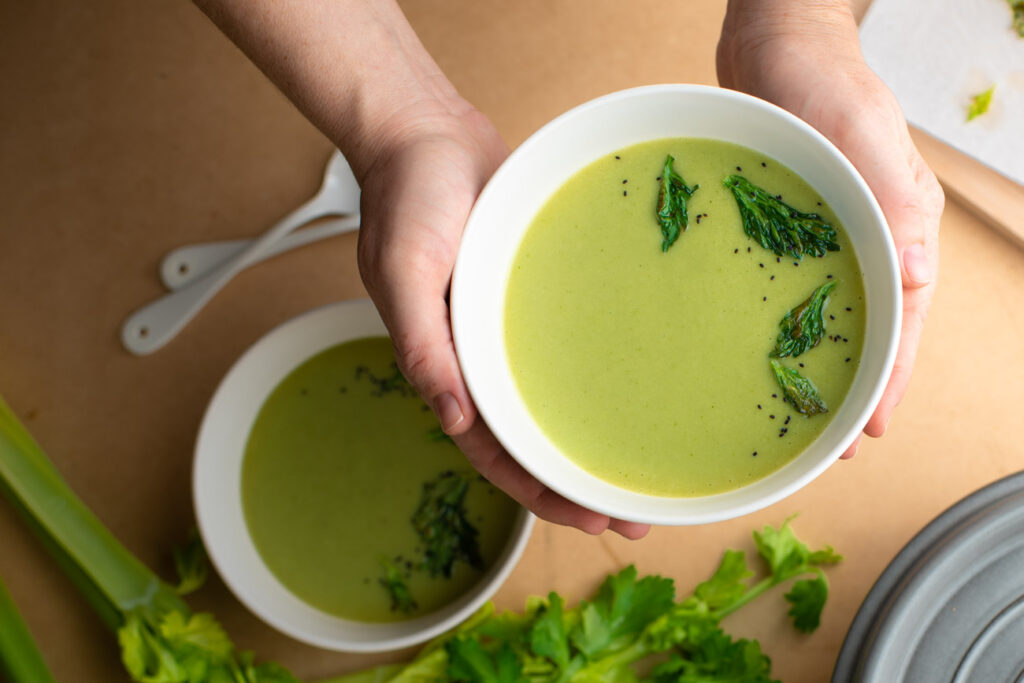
[0,394,186,624]
[0,575,57,683]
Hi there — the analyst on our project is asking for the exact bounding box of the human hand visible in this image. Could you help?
[354,102,651,539]
[717,0,943,458]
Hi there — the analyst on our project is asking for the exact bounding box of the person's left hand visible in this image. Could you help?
[717,0,943,458]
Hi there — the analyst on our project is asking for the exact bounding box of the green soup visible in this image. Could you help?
[504,138,866,497]
[242,337,520,622]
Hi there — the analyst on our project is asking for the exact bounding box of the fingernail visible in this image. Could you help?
[433,392,464,432]
[903,243,932,286]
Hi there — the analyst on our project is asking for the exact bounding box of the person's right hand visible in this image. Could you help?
[354,101,652,539]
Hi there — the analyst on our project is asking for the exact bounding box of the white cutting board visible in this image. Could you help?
[860,0,1024,187]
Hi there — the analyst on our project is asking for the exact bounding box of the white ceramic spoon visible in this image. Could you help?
[159,216,360,290]
[121,150,361,355]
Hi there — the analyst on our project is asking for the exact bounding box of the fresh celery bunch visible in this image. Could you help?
[0,394,298,683]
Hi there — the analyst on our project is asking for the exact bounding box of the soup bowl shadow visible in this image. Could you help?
[194,299,534,653]
[450,84,901,526]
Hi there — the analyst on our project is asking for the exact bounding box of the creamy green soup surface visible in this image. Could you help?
[242,337,519,622]
[504,138,866,497]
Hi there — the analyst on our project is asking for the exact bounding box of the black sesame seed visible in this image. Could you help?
[747,247,751,252]
[775,194,782,200]
[615,155,621,160]
[759,263,764,268]
[752,451,758,457]
[845,306,852,311]
[785,415,791,425]
[817,201,822,206]
[696,215,702,224]
[827,274,834,279]
[622,179,628,184]
[770,414,776,419]
[776,257,781,263]
[623,190,627,196]
[845,357,851,362]
[736,166,742,171]
[799,363,804,367]
[843,337,849,343]
[770,275,775,280]
[829,314,835,320]
[734,248,739,254]
[757,404,762,409]
[793,262,799,267]
[772,393,777,398]
[761,161,767,167]
[763,296,767,302]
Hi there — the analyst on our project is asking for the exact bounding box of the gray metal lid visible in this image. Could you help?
[833,470,1024,682]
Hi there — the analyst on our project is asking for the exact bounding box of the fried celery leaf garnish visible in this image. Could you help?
[772,281,837,359]
[723,175,840,259]
[379,558,418,615]
[656,154,699,252]
[967,85,995,121]
[769,359,828,416]
[412,471,484,578]
[1010,0,1024,36]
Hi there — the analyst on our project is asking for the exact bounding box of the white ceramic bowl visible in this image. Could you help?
[451,84,901,526]
[193,299,534,652]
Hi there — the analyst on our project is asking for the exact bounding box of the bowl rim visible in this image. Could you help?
[451,83,901,525]
[193,299,534,653]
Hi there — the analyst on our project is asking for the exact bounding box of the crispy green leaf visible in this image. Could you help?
[784,578,828,633]
[379,558,418,615]
[771,281,837,358]
[723,175,839,259]
[656,155,699,252]
[412,471,483,578]
[173,529,209,597]
[768,360,827,416]
[967,85,995,121]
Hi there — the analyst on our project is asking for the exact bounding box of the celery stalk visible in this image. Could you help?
[0,394,187,625]
[0,575,56,683]
[0,393,298,683]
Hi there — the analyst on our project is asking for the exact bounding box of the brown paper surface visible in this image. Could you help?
[1,1,1022,681]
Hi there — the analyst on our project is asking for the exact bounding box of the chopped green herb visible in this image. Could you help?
[427,425,454,444]
[412,472,483,578]
[656,155,698,252]
[723,175,839,259]
[769,359,828,415]
[967,85,995,121]
[772,281,837,359]
[379,558,418,614]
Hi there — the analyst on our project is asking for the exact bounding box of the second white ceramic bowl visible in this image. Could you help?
[194,300,534,652]
[451,84,901,526]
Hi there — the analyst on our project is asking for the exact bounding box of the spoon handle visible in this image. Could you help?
[120,195,332,355]
[160,216,360,290]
